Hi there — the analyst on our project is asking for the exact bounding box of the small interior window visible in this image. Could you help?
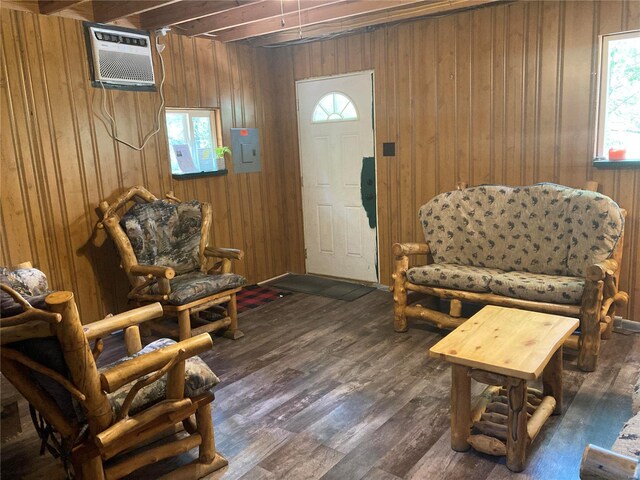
[165,108,223,176]
[312,92,358,123]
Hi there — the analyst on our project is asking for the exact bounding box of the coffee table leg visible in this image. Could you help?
[451,364,471,452]
[543,347,563,414]
[506,378,528,472]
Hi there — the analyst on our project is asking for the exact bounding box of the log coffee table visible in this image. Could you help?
[429,305,578,472]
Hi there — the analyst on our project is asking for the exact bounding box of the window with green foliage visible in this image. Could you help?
[165,108,223,176]
[596,30,640,161]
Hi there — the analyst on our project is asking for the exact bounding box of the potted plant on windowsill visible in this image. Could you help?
[215,146,231,171]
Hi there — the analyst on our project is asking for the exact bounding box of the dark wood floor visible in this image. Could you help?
[2,289,639,479]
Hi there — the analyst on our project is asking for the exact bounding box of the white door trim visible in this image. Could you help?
[295,70,379,283]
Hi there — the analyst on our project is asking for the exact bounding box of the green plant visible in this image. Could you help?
[214,145,231,158]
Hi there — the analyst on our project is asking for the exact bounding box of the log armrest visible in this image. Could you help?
[392,242,430,257]
[129,264,176,279]
[204,247,244,261]
[99,333,213,393]
[83,303,164,341]
[586,259,619,281]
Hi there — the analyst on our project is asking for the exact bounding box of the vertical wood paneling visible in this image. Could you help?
[275,0,640,318]
[0,9,302,321]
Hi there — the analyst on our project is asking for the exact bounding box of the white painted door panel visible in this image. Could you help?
[296,72,377,282]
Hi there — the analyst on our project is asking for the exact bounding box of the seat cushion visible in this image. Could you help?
[152,271,246,305]
[101,338,220,417]
[489,271,584,304]
[1,267,52,316]
[121,200,203,275]
[407,263,504,293]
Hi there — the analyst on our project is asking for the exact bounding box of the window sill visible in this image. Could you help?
[172,169,228,179]
[592,159,640,169]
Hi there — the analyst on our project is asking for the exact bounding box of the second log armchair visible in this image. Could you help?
[98,186,246,341]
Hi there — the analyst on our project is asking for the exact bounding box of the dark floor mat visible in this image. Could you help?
[267,274,375,301]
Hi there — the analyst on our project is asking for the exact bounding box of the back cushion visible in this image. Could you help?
[121,200,202,275]
[419,184,624,277]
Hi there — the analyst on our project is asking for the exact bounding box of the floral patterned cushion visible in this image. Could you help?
[1,267,52,316]
[407,264,504,293]
[101,338,220,417]
[151,271,246,305]
[419,184,624,277]
[489,271,585,304]
[121,200,202,275]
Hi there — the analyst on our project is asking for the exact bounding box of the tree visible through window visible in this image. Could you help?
[312,92,358,122]
[596,30,640,161]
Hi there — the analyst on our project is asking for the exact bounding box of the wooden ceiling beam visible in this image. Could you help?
[91,0,181,23]
[39,0,85,14]
[210,0,433,42]
[249,0,503,46]
[140,0,259,30]
[177,0,345,36]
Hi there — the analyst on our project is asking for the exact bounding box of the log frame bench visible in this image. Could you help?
[430,305,579,472]
[393,182,628,372]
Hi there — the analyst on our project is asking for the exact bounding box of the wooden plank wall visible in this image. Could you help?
[274,0,640,319]
[0,9,305,322]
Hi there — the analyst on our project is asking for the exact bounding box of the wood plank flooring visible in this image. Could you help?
[2,290,639,479]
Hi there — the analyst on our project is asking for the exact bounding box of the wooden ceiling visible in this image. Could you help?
[2,0,503,46]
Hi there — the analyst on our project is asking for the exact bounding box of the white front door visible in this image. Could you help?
[296,72,377,283]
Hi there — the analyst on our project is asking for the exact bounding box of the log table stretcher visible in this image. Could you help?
[429,305,579,472]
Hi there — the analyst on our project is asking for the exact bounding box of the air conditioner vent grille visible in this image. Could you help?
[98,50,153,83]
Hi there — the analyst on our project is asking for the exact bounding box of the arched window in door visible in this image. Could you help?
[312,92,358,122]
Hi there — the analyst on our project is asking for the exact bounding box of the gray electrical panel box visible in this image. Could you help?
[231,128,261,173]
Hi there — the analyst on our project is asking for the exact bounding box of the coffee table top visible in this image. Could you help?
[429,305,579,380]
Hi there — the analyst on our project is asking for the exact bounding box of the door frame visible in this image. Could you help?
[295,70,380,284]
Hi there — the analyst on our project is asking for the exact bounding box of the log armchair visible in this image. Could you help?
[0,276,227,479]
[98,186,246,341]
[392,183,629,372]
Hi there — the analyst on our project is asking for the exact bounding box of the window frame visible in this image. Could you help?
[312,91,359,123]
[594,29,640,167]
[165,107,226,178]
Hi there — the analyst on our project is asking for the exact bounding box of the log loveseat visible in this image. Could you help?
[392,183,628,372]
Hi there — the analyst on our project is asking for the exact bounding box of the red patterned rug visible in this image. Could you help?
[235,285,292,313]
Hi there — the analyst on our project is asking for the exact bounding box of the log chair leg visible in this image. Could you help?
[177,310,191,341]
[506,378,528,472]
[542,347,563,415]
[392,254,409,332]
[191,403,228,476]
[222,293,244,340]
[602,316,614,340]
[451,364,471,452]
[578,280,604,372]
[78,454,105,480]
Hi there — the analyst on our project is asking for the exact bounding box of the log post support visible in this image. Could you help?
[222,293,244,340]
[506,378,528,472]
[392,251,409,332]
[195,403,215,463]
[46,292,113,435]
[542,347,563,414]
[177,310,191,341]
[451,364,471,452]
[578,279,604,372]
[450,299,462,318]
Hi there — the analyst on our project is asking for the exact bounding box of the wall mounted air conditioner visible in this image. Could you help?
[83,22,156,92]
